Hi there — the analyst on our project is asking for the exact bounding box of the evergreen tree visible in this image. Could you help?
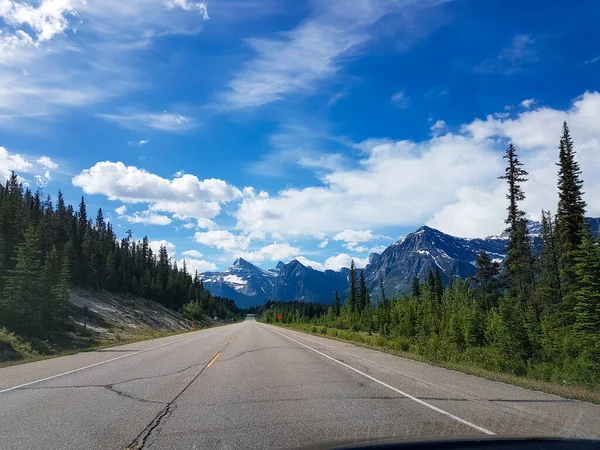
[572,232,600,335]
[1,226,45,336]
[434,268,444,303]
[348,260,357,311]
[499,143,535,305]
[473,249,501,309]
[359,270,369,311]
[333,290,341,316]
[411,275,421,299]
[537,210,562,310]
[556,121,587,294]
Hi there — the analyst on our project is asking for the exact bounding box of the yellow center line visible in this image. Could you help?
[228,337,235,344]
[206,352,221,369]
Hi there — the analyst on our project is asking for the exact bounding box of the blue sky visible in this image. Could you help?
[2,0,600,273]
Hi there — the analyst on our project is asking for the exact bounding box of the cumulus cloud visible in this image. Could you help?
[182,249,203,258]
[294,256,324,270]
[194,230,255,252]
[430,119,446,135]
[72,161,241,220]
[179,257,218,274]
[235,91,600,238]
[324,254,369,271]
[149,239,176,256]
[237,243,300,262]
[0,146,58,183]
[36,156,58,169]
[115,205,127,215]
[166,0,209,19]
[318,239,329,248]
[333,229,374,243]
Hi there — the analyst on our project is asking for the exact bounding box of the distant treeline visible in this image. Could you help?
[262,122,600,385]
[0,176,240,340]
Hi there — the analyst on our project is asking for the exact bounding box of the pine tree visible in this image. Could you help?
[473,249,501,309]
[411,275,421,299]
[537,210,562,310]
[333,290,341,316]
[556,122,587,294]
[348,260,357,312]
[499,143,535,305]
[1,226,45,336]
[572,232,600,335]
[359,270,369,311]
[434,268,444,303]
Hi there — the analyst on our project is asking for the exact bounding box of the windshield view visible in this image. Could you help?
[1,0,600,449]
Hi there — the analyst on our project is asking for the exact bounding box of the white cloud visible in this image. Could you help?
[36,156,58,169]
[72,161,241,220]
[179,257,217,274]
[129,139,150,146]
[166,0,209,19]
[295,256,324,271]
[324,254,369,271]
[149,239,176,256]
[343,242,368,253]
[0,146,58,184]
[182,249,203,258]
[391,90,410,108]
[123,211,172,226]
[236,92,600,238]
[333,229,374,243]
[520,99,536,109]
[194,230,254,252]
[0,0,214,125]
[430,119,446,135]
[115,205,127,215]
[318,239,329,248]
[182,222,195,229]
[220,0,443,108]
[99,111,196,132]
[195,218,218,230]
[237,243,300,262]
[0,145,33,179]
[584,56,600,65]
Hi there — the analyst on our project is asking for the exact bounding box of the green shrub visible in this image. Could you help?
[0,328,37,362]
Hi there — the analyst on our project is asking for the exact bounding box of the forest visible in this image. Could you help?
[262,122,600,385]
[0,179,240,349]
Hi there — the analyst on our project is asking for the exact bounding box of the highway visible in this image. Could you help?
[1,317,600,449]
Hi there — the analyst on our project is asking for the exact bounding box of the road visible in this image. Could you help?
[1,317,600,449]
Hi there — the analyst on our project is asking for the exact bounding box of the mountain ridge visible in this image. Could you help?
[201,218,599,307]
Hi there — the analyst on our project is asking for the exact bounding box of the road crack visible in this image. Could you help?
[126,326,246,449]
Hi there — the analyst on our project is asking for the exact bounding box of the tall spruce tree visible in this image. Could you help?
[333,290,341,316]
[537,210,563,310]
[359,270,369,311]
[572,232,600,336]
[556,121,587,295]
[498,143,535,305]
[473,249,501,309]
[411,275,421,299]
[348,260,357,312]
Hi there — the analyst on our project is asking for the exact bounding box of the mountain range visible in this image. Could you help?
[201,218,600,308]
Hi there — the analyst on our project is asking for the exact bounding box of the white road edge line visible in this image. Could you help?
[267,326,495,436]
[0,334,199,394]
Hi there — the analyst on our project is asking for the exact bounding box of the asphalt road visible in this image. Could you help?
[2,317,600,449]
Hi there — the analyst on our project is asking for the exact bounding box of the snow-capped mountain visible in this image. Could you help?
[201,258,347,308]
[364,226,507,299]
[202,218,599,307]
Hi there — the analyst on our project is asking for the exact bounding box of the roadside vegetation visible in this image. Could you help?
[261,123,600,401]
[0,179,241,363]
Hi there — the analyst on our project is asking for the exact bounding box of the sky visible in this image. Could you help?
[2,0,600,274]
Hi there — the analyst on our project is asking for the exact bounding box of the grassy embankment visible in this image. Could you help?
[269,321,600,404]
